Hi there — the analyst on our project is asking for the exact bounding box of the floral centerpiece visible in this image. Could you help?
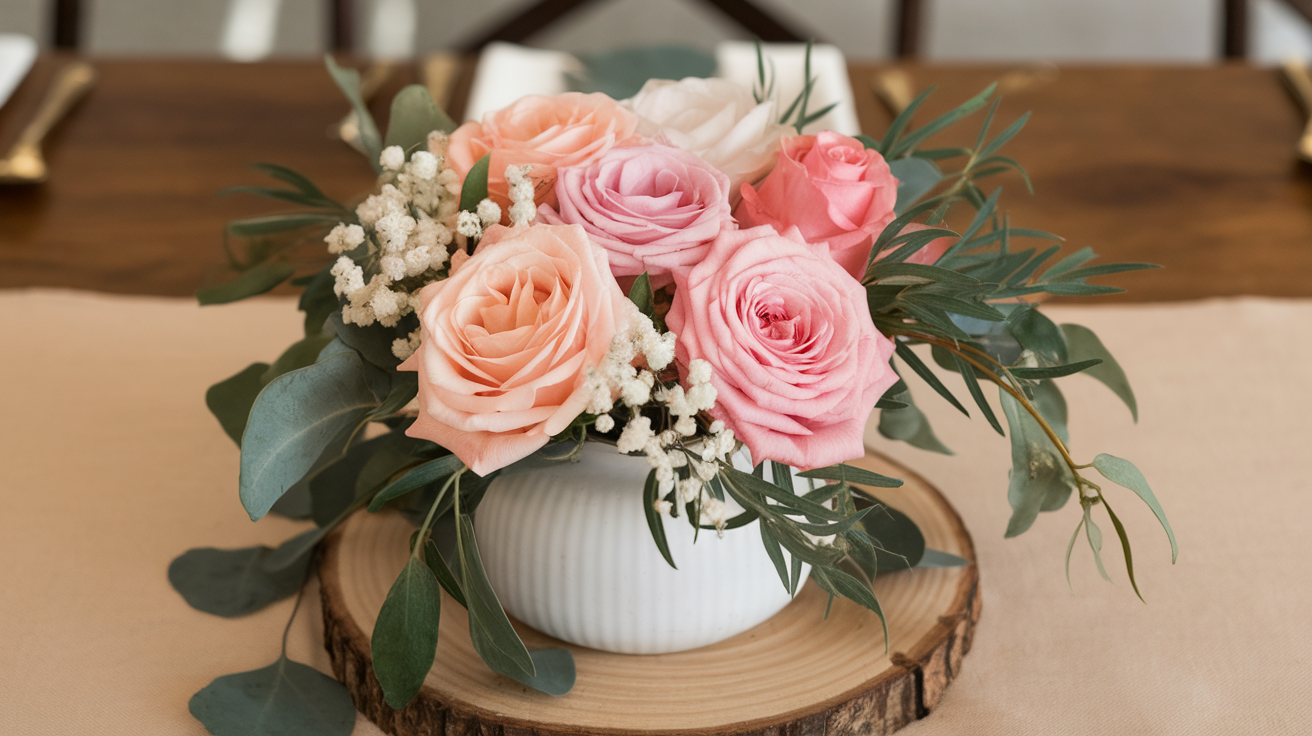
[170,52,1176,735]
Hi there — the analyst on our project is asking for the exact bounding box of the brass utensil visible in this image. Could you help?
[0,61,96,184]
[870,68,915,116]
[336,60,397,152]
[1279,58,1312,163]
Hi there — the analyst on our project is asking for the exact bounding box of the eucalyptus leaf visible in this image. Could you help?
[168,544,310,618]
[239,351,378,521]
[501,648,576,697]
[889,156,943,215]
[197,263,295,305]
[328,308,411,370]
[1062,324,1138,421]
[299,266,339,336]
[371,557,442,710]
[1000,390,1074,537]
[368,454,464,511]
[1005,305,1068,364]
[309,429,423,526]
[916,548,970,568]
[384,84,456,154]
[456,514,537,683]
[325,56,382,170]
[877,389,953,455]
[1102,497,1145,602]
[855,495,925,572]
[263,334,337,385]
[206,362,269,446]
[263,527,323,572]
[423,539,467,608]
[459,153,491,212]
[1093,454,1177,562]
[1084,503,1111,581]
[1030,379,1069,445]
[797,464,903,488]
[189,656,355,736]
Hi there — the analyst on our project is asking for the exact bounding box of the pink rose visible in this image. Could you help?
[666,225,898,469]
[735,131,898,279]
[447,93,641,223]
[537,143,733,290]
[401,224,631,475]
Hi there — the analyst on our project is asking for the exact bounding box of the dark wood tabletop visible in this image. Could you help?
[2,56,1310,303]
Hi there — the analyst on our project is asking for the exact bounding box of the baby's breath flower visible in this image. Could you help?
[410,151,439,180]
[456,210,482,239]
[379,145,405,171]
[594,414,615,433]
[476,198,502,227]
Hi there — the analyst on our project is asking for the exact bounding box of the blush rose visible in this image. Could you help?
[537,143,733,290]
[401,223,632,475]
[446,93,641,222]
[665,225,898,470]
[735,131,898,279]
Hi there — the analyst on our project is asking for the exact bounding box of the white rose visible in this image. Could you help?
[623,77,790,202]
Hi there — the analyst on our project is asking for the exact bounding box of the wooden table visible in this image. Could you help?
[2,57,1311,302]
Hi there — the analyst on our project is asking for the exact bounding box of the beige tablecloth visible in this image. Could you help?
[0,290,1308,734]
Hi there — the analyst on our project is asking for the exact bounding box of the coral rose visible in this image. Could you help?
[537,143,733,290]
[735,131,898,279]
[622,77,789,202]
[666,225,898,470]
[447,93,641,222]
[401,224,632,475]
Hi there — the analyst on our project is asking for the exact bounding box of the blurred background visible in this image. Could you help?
[2,0,1312,63]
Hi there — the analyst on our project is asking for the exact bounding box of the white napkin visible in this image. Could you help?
[715,41,861,137]
[0,34,37,111]
[462,42,580,123]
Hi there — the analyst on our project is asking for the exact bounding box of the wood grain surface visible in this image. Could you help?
[2,57,1310,302]
[319,451,979,736]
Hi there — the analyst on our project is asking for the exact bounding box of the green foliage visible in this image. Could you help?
[877,381,953,455]
[197,262,295,305]
[642,469,677,569]
[189,656,355,736]
[325,56,382,171]
[1063,324,1139,421]
[889,156,942,215]
[1093,454,1177,562]
[368,454,464,511]
[384,84,457,155]
[239,351,380,521]
[917,548,970,568]
[372,557,443,709]
[570,44,716,100]
[459,153,491,213]
[168,544,311,618]
[797,464,903,488]
[298,266,339,336]
[206,362,269,446]
[1000,390,1074,537]
[855,494,926,572]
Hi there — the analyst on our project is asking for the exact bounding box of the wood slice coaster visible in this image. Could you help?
[319,450,980,736]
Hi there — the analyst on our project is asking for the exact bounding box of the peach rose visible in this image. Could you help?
[537,143,733,290]
[446,93,641,222]
[735,131,898,279]
[666,225,898,470]
[401,224,632,475]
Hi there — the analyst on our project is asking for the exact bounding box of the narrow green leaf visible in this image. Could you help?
[218,185,342,210]
[206,362,269,446]
[457,515,536,682]
[627,272,655,320]
[916,548,970,568]
[1042,282,1125,296]
[857,496,926,571]
[252,162,335,201]
[878,85,936,154]
[976,111,1030,160]
[797,464,903,488]
[1062,324,1138,421]
[895,343,969,416]
[1102,497,1145,602]
[423,539,467,608]
[642,469,677,569]
[1064,516,1085,594]
[239,351,378,521]
[227,213,341,238]
[368,454,463,512]
[889,83,997,158]
[189,656,355,736]
[953,353,1004,436]
[877,385,953,455]
[459,153,492,212]
[325,55,382,170]
[1093,454,1176,563]
[371,557,442,710]
[1009,358,1102,380]
[168,544,310,618]
[1046,262,1160,282]
[811,567,889,650]
[759,524,792,594]
[197,263,295,305]
[1084,503,1111,581]
[1042,246,1098,279]
[384,84,456,154]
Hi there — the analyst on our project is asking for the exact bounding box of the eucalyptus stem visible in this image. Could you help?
[412,468,464,560]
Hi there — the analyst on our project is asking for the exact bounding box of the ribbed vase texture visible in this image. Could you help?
[474,443,809,654]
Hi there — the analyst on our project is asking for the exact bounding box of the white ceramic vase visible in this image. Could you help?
[473,442,810,654]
